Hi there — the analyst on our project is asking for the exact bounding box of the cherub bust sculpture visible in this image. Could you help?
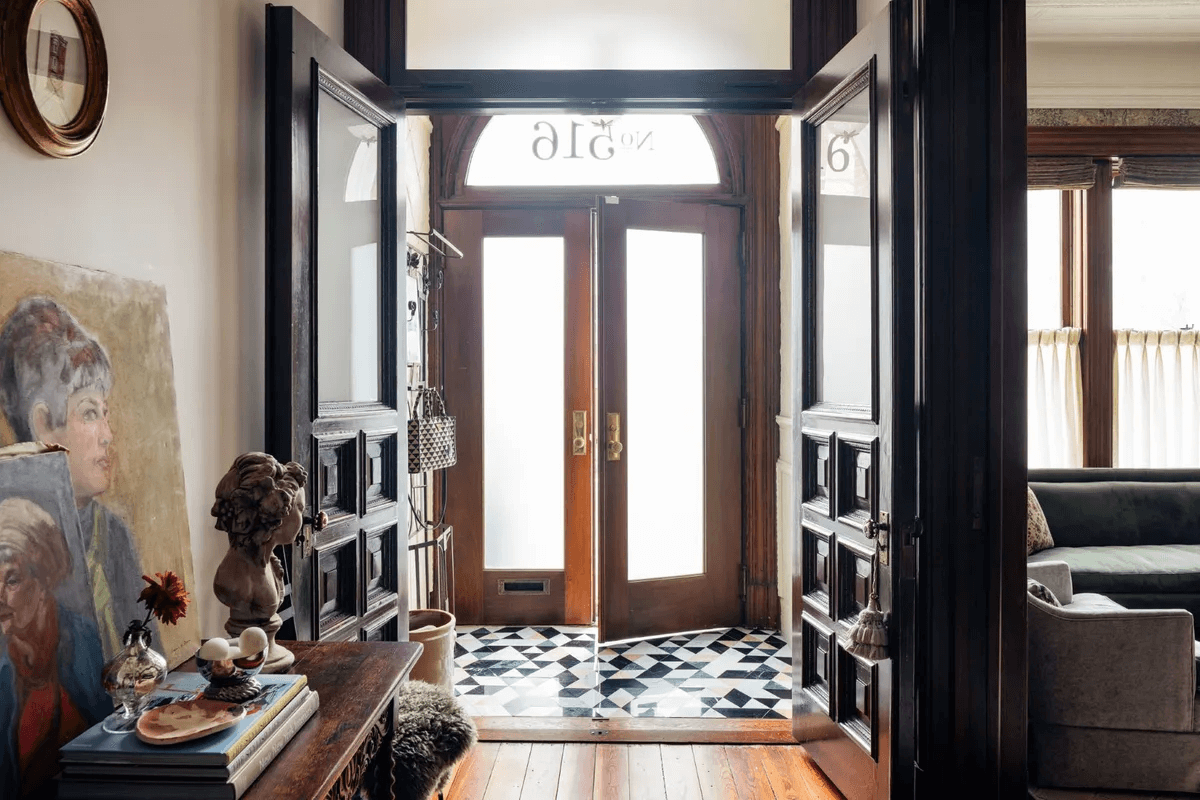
[211,452,308,673]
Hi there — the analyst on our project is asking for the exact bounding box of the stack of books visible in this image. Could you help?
[58,672,319,800]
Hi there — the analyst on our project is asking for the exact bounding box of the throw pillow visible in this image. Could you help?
[1027,487,1054,556]
[1027,578,1061,607]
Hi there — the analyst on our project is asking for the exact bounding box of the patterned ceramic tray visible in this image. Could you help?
[135,698,246,745]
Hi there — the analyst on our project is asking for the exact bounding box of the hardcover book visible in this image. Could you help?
[57,688,320,800]
[61,672,308,767]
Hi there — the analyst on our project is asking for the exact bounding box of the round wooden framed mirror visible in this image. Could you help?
[0,0,107,158]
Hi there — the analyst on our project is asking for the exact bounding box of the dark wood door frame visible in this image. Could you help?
[343,1,1031,794]
[426,114,785,630]
[913,0,1028,796]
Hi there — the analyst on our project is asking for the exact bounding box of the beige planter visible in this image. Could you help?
[408,609,456,692]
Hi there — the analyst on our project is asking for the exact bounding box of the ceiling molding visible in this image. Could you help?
[1028,1,1200,43]
[1028,86,1200,109]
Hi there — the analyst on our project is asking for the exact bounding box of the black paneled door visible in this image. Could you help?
[791,5,916,800]
[265,7,407,643]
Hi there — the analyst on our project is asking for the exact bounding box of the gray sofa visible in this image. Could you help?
[1027,560,1200,793]
[1028,468,1200,632]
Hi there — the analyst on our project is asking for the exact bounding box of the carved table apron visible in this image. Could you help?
[176,640,422,800]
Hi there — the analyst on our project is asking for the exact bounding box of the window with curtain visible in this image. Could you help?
[1027,183,1083,468]
[1112,187,1200,467]
[1024,147,1200,470]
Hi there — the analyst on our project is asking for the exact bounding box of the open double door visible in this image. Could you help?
[268,5,917,800]
[788,7,916,800]
[441,200,743,645]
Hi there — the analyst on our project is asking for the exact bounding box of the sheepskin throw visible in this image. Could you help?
[392,680,477,800]
[1027,487,1055,556]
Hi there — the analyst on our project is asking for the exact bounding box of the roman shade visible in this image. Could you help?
[1028,157,1097,190]
[1115,157,1200,189]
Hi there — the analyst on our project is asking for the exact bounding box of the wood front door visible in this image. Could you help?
[790,5,916,800]
[265,7,407,643]
[441,208,595,626]
[597,199,743,643]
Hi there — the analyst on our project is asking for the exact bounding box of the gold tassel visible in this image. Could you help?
[844,546,888,661]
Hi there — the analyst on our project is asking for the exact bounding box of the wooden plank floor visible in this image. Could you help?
[444,743,844,800]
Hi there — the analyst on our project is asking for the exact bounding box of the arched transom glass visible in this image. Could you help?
[465,115,721,187]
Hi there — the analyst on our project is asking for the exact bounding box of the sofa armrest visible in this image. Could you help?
[1027,560,1072,605]
[1028,596,1195,732]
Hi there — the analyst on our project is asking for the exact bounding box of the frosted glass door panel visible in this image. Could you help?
[407,0,789,70]
[483,237,566,570]
[626,229,704,581]
[316,85,381,404]
[814,88,873,409]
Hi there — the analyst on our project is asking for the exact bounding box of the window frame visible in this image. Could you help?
[1029,126,1200,467]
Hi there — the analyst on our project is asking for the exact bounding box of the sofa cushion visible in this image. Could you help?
[1030,544,1200,595]
[1030,718,1200,793]
[1028,480,1200,548]
[1027,487,1055,555]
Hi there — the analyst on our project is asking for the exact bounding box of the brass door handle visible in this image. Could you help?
[606,412,623,461]
[572,410,588,456]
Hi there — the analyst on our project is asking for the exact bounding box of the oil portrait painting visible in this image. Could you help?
[0,251,199,671]
[0,445,110,797]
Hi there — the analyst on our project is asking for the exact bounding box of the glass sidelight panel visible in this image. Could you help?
[483,237,566,569]
[626,229,704,580]
[316,86,382,404]
[814,87,873,409]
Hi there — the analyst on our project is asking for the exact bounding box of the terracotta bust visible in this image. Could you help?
[211,452,308,673]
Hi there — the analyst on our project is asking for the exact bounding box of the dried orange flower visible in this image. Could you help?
[139,571,190,626]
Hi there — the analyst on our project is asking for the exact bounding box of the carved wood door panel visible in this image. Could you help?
[790,5,917,800]
[265,6,407,644]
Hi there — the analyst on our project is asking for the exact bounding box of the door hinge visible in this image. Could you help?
[738,563,748,600]
[900,517,923,545]
[738,398,748,428]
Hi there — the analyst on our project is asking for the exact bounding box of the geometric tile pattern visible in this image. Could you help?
[597,628,791,719]
[454,625,791,719]
[454,626,601,717]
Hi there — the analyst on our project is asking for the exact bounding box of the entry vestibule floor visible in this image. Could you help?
[444,743,843,800]
[453,626,791,718]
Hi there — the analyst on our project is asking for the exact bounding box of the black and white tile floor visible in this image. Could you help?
[453,626,791,719]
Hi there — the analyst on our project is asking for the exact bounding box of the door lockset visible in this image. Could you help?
[572,410,588,456]
[606,413,623,461]
[866,511,890,566]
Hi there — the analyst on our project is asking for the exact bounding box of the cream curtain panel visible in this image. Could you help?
[1028,329,1083,468]
[1115,329,1200,467]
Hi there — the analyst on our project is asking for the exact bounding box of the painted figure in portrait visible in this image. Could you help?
[0,252,199,668]
[0,491,110,797]
[0,296,150,657]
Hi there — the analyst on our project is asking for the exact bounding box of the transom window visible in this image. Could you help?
[465,115,720,187]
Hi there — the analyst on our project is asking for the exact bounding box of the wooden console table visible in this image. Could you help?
[178,640,422,800]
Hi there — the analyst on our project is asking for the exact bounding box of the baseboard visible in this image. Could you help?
[474,716,795,744]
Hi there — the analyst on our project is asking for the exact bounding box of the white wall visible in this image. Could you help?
[0,0,349,638]
[858,0,887,28]
[1028,40,1200,108]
